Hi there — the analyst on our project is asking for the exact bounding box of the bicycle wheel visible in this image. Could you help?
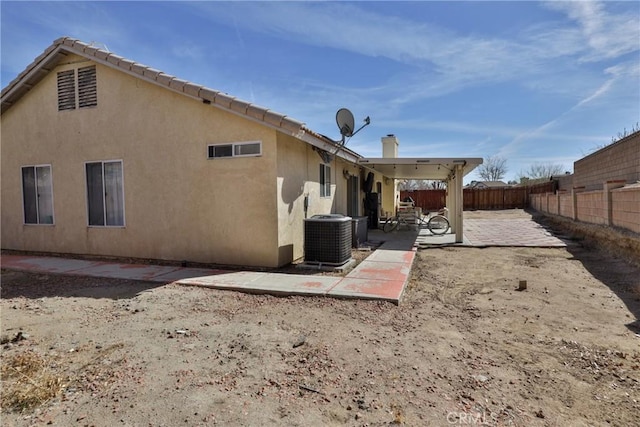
[383,217,399,233]
[427,215,449,235]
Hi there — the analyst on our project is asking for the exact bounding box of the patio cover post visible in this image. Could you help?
[446,176,456,235]
[454,164,464,243]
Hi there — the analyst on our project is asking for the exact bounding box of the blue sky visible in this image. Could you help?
[2,1,639,182]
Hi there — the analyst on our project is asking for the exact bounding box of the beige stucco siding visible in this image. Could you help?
[276,135,342,263]
[2,56,282,267]
[276,135,375,262]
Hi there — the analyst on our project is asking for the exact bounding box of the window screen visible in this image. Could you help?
[209,145,233,158]
[234,142,261,156]
[86,161,124,226]
[22,165,54,224]
[320,164,331,197]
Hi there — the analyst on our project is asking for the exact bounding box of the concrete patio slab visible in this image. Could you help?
[178,272,340,296]
[346,260,412,282]
[152,267,228,282]
[463,218,566,247]
[1,255,103,274]
[367,249,415,264]
[327,277,407,301]
[72,263,184,281]
[0,211,566,304]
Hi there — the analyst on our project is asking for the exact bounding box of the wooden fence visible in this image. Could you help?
[401,181,555,211]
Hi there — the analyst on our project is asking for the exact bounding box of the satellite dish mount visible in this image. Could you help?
[335,108,370,145]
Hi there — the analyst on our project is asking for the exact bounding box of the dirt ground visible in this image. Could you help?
[2,211,640,426]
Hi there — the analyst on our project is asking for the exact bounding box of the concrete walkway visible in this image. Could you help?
[1,213,566,304]
[1,236,415,304]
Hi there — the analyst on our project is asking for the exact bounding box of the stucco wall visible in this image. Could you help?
[1,55,284,267]
[276,134,375,263]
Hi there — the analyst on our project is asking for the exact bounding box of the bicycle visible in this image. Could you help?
[383,208,450,235]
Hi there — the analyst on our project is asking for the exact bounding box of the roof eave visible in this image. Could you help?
[1,44,70,114]
[1,36,362,164]
[296,128,361,163]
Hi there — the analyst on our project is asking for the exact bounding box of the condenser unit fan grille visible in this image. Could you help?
[304,215,352,265]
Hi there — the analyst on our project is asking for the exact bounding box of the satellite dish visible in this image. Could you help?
[336,108,355,138]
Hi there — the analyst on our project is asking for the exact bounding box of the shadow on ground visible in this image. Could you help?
[532,211,640,334]
[0,270,165,300]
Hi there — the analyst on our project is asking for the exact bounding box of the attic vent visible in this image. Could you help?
[78,66,97,108]
[57,66,97,111]
[57,70,76,111]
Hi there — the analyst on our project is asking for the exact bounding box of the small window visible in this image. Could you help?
[86,160,125,227]
[320,164,331,197]
[57,65,97,111]
[234,142,261,156]
[22,165,54,225]
[208,141,262,159]
[208,144,233,158]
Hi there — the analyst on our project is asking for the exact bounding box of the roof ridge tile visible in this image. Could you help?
[199,87,219,102]
[106,53,124,66]
[155,73,174,86]
[183,82,202,98]
[142,68,161,80]
[130,63,147,76]
[213,92,234,109]
[118,58,135,70]
[168,78,187,91]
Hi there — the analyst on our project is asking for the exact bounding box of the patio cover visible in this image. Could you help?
[357,157,483,243]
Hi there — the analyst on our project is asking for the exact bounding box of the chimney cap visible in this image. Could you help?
[386,134,395,137]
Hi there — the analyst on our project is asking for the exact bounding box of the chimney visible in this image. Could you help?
[382,134,399,158]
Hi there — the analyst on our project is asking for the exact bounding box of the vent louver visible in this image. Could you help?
[56,66,97,111]
[78,66,97,108]
[57,70,76,111]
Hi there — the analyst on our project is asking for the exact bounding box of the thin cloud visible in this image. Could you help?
[185,0,638,119]
[543,1,640,62]
[170,41,205,60]
[497,66,629,160]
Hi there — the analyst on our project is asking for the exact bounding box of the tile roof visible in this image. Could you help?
[1,36,360,162]
[466,180,510,188]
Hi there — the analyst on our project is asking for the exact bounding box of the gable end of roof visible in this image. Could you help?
[2,36,360,162]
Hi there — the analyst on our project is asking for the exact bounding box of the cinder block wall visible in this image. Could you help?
[531,186,639,234]
[576,191,607,225]
[612,186,640,233]
[558,193,572,217]
[556,174,574,191]
[573,132,640,190]
[530,131,639,234]
[548,195,559,215]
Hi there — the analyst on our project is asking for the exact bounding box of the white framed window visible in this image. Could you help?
[85,160,125,227]
[320,164,331,197]
[208,141,262,159]
[21,165,54,225]
[57,65,97,111]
